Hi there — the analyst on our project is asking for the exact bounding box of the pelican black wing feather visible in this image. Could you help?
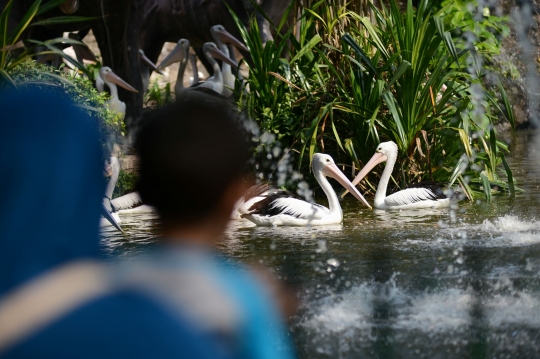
[244,190,302,217]
[243,184,271,202]
[406,181,447,199]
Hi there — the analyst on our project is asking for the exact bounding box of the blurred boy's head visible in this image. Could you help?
[135,92,249,239]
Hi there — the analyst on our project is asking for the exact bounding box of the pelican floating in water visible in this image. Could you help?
[350,141,450,209]
[231,184,287,220]
[100,157,153,228]
[96,67,138,117]
[209,25,249,97]
[242,153,371,226]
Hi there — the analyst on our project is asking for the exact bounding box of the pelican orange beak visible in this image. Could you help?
[105,71,138,93]
[158,42,187,70]
[351,152,388,187]
[219,29,249,52]
[101,203,123,233]
[139,50,164,75]
[323,163,372,209]
[208,46,239,68]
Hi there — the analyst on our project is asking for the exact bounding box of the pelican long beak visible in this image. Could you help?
[158,44,187,70]
[101,203,124,233]
[140,50,164,75]
[219,29,249,52]
[105,71,138,93]
[350,152,388,187]
[323,163,372,209]
[208,46,239,68]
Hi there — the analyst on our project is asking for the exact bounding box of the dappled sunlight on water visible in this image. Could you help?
[101,131,540,358]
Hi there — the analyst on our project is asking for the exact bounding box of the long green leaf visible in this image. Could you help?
[497,78,515,131]
[480,173,492,201]
[342,34,379,76]
[36,0,68,15]
[499,152,515,196]
[31,16,98,27]
[291,35,321,63]
[10,0,40,44]
[387,60,410,89]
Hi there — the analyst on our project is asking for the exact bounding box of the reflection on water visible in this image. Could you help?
[100,131,540,358]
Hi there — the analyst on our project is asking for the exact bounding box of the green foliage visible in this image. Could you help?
[233,0,516,200]
[437,0,519,79]
[145,80,173,107]
[0,0,95,83]
[8,61,124,139]
[113,170,138,198]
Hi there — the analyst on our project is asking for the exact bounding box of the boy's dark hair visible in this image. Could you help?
[135,92,249,225]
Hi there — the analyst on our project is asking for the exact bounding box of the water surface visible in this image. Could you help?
[100,130,540,359]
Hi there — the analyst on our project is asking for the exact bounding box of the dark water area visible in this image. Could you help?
[100,130,540,359]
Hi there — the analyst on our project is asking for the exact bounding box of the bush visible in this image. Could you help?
[233,0,517,199]
[7,61,124,146]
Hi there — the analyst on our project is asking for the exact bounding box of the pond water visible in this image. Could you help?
[100,130,540,359]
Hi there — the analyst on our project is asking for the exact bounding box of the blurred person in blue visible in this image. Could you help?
[132,91,297,359]
[0,87,225,359]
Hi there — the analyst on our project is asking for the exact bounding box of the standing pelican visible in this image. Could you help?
[189,51,201,86]
[192,42,238,95]
[209,25,249,97]
[96,67,138,117]
[350,141,450,209]
[242,154,371,226]
[158,39,190,95]
[159,41,238,95]
[139,49,164,93]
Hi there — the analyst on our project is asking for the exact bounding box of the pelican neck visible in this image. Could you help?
[375,152,397,207]
[314,169,341,215]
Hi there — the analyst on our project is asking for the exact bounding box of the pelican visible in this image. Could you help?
[231,184,288,220]
[350,141,450,209]
[158,39,190,95]
[139,49,163,93]
[209,25,249,97]
[159,41,238,96]
[67,32,98,63]
[96,67,138,117]
[189,50,201,86]
[100,157,152,229]
[242,153,371,226]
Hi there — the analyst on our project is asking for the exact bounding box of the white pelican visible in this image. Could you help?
[231,184,288,220]
[242,153,372,226]
[100,157,153,228]
[139,49,163,93]
[209,25,249,97]
[159,41,238,96]
[96,67,138,117]
[158,39,190,95]
[350,141,450,209]
[189,51,201,86]
[192,42,238,95]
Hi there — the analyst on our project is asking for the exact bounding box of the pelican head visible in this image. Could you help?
[351,141,398,187]
[210,24,249,52]
[312,153,371,208]
[158,39,190,70]
[203,42,239,68]
[98,67,138,93]
[139,49,163,75]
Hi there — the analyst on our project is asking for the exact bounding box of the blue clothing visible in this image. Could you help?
[128,245,297,359]
[0,87,223,359]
